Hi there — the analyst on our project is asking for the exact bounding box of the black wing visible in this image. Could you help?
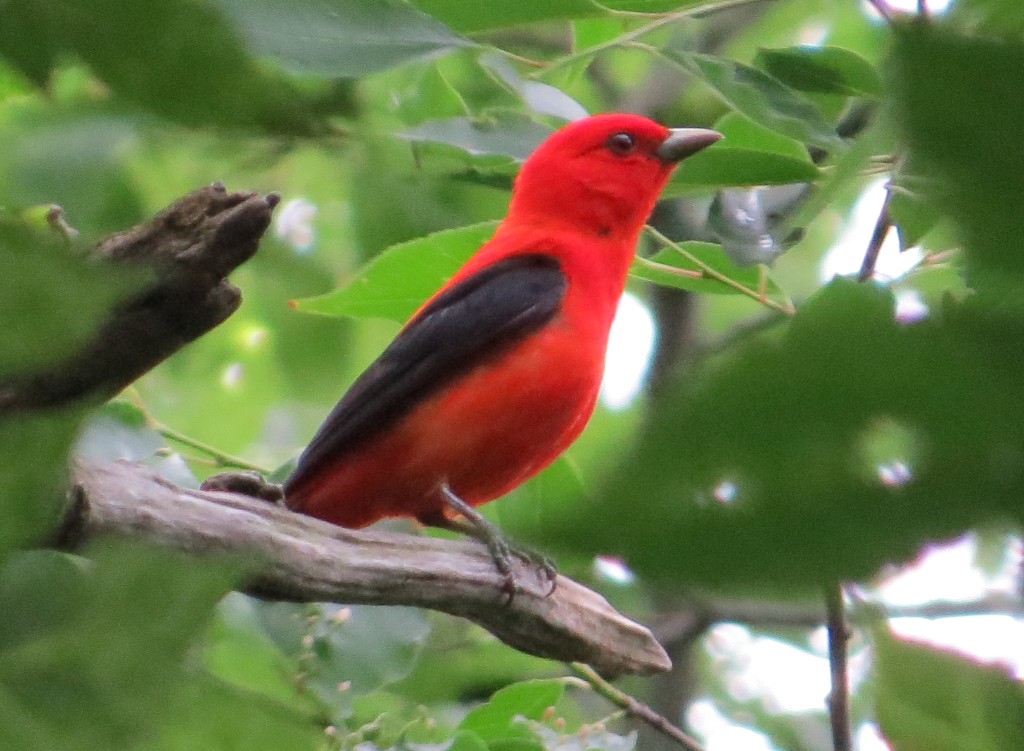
[285,254,567,492]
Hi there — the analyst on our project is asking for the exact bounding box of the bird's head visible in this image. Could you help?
[508,113,721,241]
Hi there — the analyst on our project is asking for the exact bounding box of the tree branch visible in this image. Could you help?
[66,460,672,678]
[825,585,852,751]
[857,184,893,283]
[0,184,279,412]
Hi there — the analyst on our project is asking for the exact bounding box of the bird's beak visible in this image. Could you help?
[657,128,723,163]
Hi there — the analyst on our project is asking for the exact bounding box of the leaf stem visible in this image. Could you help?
[643,225,796,315]
[570,662,706,751]
[153,421,270,474]
[536,0,773,76]
[633,254,704,280]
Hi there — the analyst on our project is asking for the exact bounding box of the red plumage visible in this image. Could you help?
[285,114,720,528]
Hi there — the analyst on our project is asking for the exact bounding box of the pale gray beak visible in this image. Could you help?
[657,127,723,163]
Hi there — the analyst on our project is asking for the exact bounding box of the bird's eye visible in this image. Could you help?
[606,132,636,156]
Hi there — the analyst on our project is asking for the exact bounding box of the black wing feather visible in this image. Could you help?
[285,254,567,492]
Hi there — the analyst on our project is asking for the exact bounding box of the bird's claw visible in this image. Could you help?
[494,545,558,604]
[435,485,558,604]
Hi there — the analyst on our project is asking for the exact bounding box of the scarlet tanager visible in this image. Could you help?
[285,114,720,584]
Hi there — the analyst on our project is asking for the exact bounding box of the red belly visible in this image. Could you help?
[287,322,603,528]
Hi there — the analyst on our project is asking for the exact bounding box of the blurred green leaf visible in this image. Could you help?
[458,679,564,745]
[0,543,242,750]
[252,601,430,717]
[480,55,588,122]
[156,672,321,751]
[755,46,883,97]
[294,221,498,322]
[0,411,83,557]
[874,629,1024,751]
[891,27,1024,298]
[395,617,555,706]
[665,50,842,150]
[0,222,141,379]
[213,0,470,77]
[0,113,143,234]
[888,186,940,251]
[0,0,326,133]
[401,115,554,161]
[528,279,1024,590]
[244,241,352,403]
[572,18,625,53]
[712,111,812,161]
[664,147,818,196]
[498,457,586,537]
[203,594,317,713]
[410,0,709,32]
[952,0,1024,38]
[449,730,491,751]
[789,112,894,227]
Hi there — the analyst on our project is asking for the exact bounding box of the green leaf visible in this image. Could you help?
[0,412,83,558]
[713,111,812,161]
[294,221,498,322]
[527,279,1024,591]
[0,543,240,750]
[664,147,818,196]
[213,0,470,77]
[755,45,883,97]
[572,18,625,53]
[203,594,316,712]
[410,0,710,32]
[156,673,321,751]
[665,50,842,150]
[888,187,941,251]
[251,602,431,717]
[0,225,132,554]
[891,27,1024,299]
[951,0,1024,38]
[0,113,143,235]
[0,223,141,379]
[874,629,1024,751]
[401,115,554,162]
[458,679,565,744]
[448,730,490,751]
[0,0,325,133]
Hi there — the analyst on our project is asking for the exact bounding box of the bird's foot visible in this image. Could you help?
[430,485,559,604]
[200,470,284,505]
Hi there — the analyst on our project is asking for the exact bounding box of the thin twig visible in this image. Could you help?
[856,185,893,282]
[152,421,270,474]
[825,585,853,751]
[570,663,706,751]
[643,225,796,315]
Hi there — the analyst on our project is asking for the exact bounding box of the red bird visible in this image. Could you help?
[285,114,720,583]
